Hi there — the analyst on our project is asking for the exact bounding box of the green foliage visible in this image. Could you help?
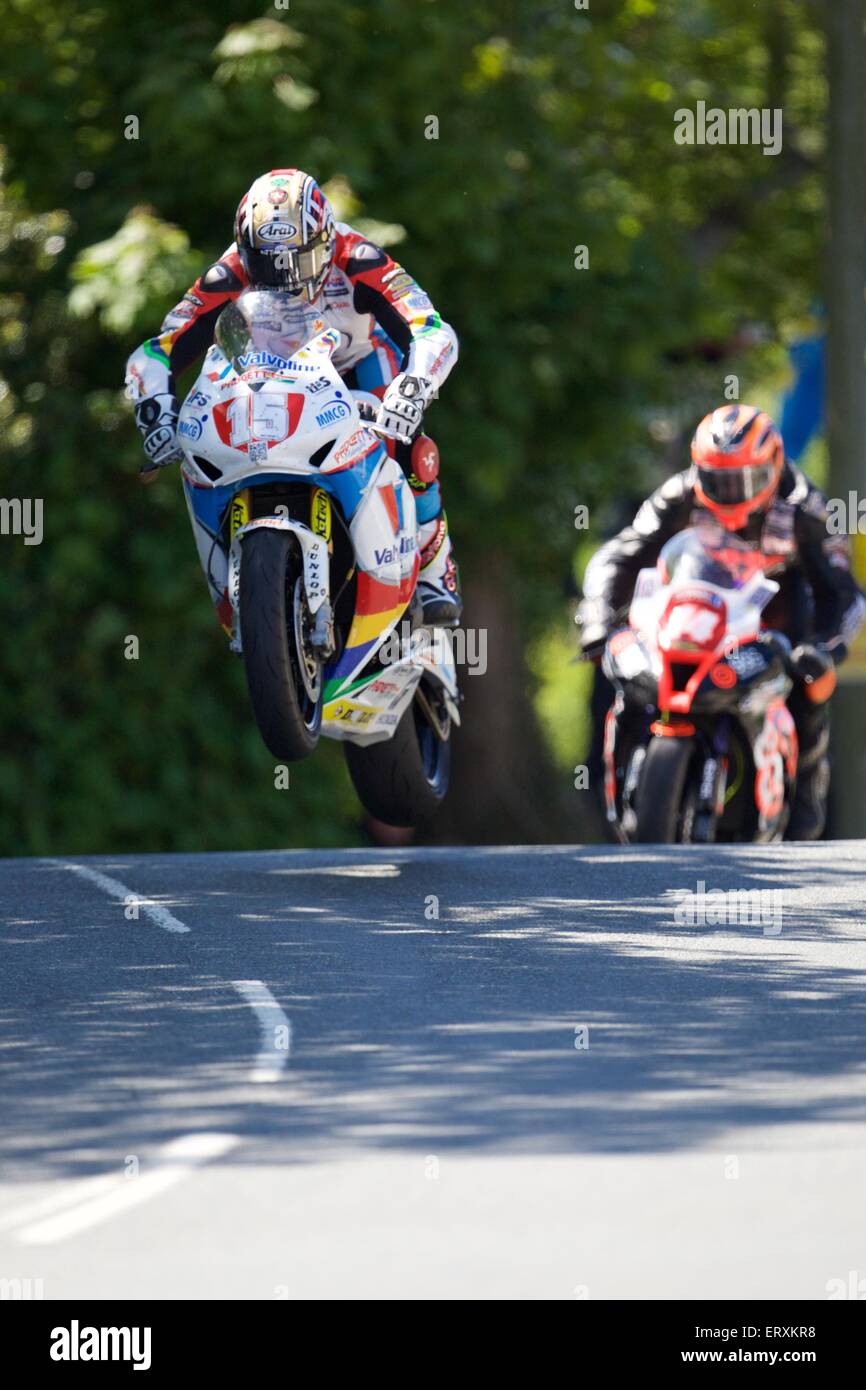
[0,0,828,852]
[69,211,202,336]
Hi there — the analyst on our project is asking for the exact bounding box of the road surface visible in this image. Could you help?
[1,842,865,1300]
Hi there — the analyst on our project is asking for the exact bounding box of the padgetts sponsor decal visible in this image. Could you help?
[331,428,379,469]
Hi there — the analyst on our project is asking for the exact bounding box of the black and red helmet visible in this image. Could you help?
[691,405,784,531]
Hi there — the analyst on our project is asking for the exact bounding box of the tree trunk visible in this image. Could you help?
[824,0,866,838]
[423,553,592,845]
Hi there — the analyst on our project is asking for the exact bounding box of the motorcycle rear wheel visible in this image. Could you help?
[240,529,322,761]
[344,688,451,827]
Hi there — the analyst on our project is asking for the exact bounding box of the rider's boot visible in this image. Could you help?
[395,439,462,626]
[416,513,462,626]
[787,703,830,840]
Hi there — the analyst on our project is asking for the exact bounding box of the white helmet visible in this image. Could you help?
[234,169,335,302]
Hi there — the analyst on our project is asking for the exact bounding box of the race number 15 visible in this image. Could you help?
[226,393,299,447]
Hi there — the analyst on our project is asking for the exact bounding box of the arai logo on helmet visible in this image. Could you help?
[257,221,297,243]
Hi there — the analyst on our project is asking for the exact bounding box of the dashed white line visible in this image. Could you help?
[46,859,190,934]
[0,1172,122,1234]
[44,865,294,1084]
[29,862,291,1246]
[232,979,292,1083]
[15,1133,239,1245]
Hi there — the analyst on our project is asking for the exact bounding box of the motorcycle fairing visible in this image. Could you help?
[321,627,459,747]
[179,330,416,661]
[628,563,778,716]
[655,588,729,714]
[178,332,383,493]
[177,315,455,748]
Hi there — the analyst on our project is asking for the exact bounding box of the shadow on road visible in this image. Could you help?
[1,843,865,1177]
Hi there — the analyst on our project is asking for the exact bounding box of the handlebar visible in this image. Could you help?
[355,399,393,440]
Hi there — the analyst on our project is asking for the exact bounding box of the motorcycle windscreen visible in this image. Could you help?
[658,526,774,599]
[215,289,331,370]
[658,528,736,582]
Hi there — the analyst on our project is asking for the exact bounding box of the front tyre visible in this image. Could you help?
[344,689,451,826]
[633,735,701,843]
[240,529,322,761]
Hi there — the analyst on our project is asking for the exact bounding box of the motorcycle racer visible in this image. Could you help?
[125,169,462,624]
[576,404,866,839]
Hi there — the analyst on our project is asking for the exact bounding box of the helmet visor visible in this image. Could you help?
[242,230,332,292]
[697,461,776,506]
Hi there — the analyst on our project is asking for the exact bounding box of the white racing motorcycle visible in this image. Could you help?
[176,288,459,826]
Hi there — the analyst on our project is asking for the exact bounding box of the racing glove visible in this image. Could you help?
[790,643,837,703]
[376,373,432,443]
[134,393,183,475]
[576,597,615,663]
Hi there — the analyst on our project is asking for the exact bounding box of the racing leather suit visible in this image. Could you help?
[577,462,866,839]
[125,223,461,610]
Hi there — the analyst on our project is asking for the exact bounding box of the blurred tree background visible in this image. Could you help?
[0,0,831,853]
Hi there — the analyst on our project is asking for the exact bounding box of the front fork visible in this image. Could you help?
[227,517,333,658]
[689,719,731,839]
[605,692,648,842]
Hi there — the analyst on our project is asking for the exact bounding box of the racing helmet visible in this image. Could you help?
[691,405,784,532]
[234,169,335,302]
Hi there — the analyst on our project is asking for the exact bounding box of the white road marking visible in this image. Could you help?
[46,859,190,934]
[232,979,292,1083]
[0,1172,122,1234]
[42,865,293,1082]
[15,1133,239,1245]
[270,864,400,878]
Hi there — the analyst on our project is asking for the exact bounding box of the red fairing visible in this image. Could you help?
[655,591,728,714]
[658,590,727,653]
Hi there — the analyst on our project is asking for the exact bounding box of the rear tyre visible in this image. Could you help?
[240,529,322,761]
[344,689,451,826]
[634,736,700,843]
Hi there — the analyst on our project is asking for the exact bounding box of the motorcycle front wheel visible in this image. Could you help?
[634,735,703,843]
[239,529,323,761]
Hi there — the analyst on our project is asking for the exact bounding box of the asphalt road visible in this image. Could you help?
[1,841,865,1300]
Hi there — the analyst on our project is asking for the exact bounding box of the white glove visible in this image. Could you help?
[134,393,183,472]
[376,373,432,443]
